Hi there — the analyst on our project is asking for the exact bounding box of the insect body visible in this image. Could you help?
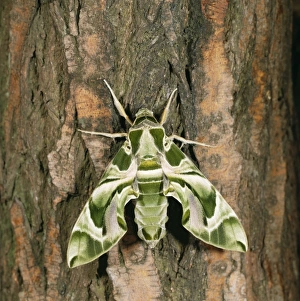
[67,81,248,268]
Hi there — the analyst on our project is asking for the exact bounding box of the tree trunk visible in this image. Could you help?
[0,0,298,300]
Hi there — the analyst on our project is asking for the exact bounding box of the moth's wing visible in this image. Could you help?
[161,142,248,252]
[67,142,138,268]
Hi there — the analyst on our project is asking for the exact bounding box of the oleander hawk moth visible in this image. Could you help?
[67,81,248,268]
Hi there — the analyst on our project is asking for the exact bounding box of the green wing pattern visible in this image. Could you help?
[161,141,248,252]
[67,142,138,268]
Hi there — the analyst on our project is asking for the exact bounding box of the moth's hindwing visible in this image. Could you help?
[67,141,138,268]
[161,140,248,252]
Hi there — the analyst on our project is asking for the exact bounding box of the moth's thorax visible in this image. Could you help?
[128,123,166,156]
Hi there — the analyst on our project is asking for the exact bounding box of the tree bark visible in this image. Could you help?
[0,0,298,300]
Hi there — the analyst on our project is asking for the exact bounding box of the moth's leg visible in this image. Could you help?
[104,80,133,126]
[78,129,128,138]
[169,134,215,148]
[160,88,178,125]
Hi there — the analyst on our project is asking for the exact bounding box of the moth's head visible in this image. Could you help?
[135,108,154,118]
[134,108,158,125]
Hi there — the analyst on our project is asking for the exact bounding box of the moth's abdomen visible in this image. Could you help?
[135,194,168,248]
[135,161,168,247]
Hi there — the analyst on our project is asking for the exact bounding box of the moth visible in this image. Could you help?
[67,81,248,268]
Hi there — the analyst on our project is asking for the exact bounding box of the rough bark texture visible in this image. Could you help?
[0,0,298,300]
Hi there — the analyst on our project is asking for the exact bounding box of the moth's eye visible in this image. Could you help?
[126,144,131,151]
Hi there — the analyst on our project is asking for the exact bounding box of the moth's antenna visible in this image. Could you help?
[160,88,178,125]
[104,80,133,126]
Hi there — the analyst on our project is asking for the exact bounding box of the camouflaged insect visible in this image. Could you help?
[67,81,248,268]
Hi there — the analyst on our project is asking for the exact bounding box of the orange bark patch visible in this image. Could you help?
[75,85,112,126]
[73,83,114,175]
[10,200,44,299]
[197,0,241,204]
[5,1,36,146]
[249,68,267,124]
[248,67,268,153]
[44,213,63,301]
[82,34,100,57]
[197,1,248,299]
[10,200,63,300]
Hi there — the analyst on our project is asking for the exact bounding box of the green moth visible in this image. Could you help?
[67,81,248,268]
